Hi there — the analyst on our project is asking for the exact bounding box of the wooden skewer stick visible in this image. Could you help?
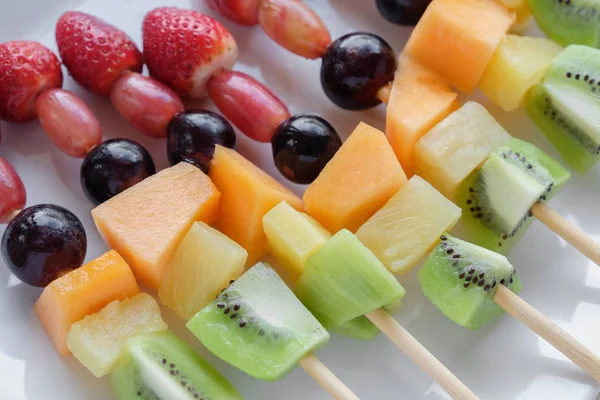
[299,353,360,400]
[531,202,600,267]
[366,309,479,400]
[493,285,600,382]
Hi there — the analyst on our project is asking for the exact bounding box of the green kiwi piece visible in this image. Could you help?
[526,45,600,172]
[528,0,600,48]
[295,229,405,331]
[110,330,242,400]
[330,299,402,340]
[418,234,523,330]
[187,262,329,381]
[456,138,569,253]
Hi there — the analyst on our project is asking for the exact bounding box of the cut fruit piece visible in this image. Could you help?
[34,250,140,356]
[92,163,220,289]
[415,102,512,200]
[263,201,331,284]
[526,45,600,173]
[209,146,302,266]
[295,230,405,331]
[356,176,461,274]
[404,0,514,93]
[303,122,407,233]
[110,330,242,400]
[330,316,380,340]
[159,222,247,320]
[187,263,329,381]
[479,35,562,111]
[418,234,522,330]
[528,0,600,48]
[67,293,167,378]
[510,1,532,33]
[386,56,460,177]
[457,138,570,253]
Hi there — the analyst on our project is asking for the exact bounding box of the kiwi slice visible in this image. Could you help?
[110,330,242,400]
[457,138,570,253]
[526,45,600,172]
[295,229,405,331]
[329,298,402,341]
[528,0,600,48]
[418,234,523,330]
[186,262,329,381]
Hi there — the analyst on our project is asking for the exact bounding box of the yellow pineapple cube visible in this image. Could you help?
[356,176,461,274]
[480,35,562,111]
[263,201,331,284]
[159,222,247,320]
[66,293,167,377]
[415,102,511,200]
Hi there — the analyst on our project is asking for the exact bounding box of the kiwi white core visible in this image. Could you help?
[545,82,600,145]
[132,347,195,400]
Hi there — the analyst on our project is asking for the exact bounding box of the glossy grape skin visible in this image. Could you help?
[1,204,86,287]
[167,110,236,173]
[80,139,156,205]
[271,114,342,184]
[320,33,396,110]
[376,0,432,26]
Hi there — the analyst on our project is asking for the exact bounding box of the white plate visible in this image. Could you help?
[1,1,600,399]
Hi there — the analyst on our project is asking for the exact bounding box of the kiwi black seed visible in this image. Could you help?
[441,239,518,294]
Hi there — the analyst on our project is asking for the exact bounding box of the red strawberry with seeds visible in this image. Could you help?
[143,7,238,99]
[0,41,63,122]
[56,11,143,96]
[207,0,262,25]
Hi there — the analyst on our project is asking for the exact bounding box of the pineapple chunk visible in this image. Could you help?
[67,293,167,378]
[263,201,331,284]
[159,222,247,320]
[415,102,512,200]
[480,35,562,111]
[356,176,461,274]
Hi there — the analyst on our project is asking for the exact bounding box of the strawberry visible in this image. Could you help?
[56,11,143,96]
[143,7,238,99]
[207,0,262,25]
[0,41,63,123]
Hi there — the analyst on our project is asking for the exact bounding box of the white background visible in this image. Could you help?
[1,0,600,399]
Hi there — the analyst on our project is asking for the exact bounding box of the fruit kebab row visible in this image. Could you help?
[259,120,600,382]
[205,0,600,266]
[90,144,477,398]
[0,160,358,398]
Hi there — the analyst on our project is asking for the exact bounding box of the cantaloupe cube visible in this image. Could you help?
[479,35,562,111]
[405,0,514,94]
[67,293,167,377]
[209,146,302,266]
[356,176,461,274]
[159,222,247,320]
[92,163,220,289]
[263,201,331,284]
[34,250,140,356]
[415,102,511,200]
[303,122,407,233]
[386,56,460,177]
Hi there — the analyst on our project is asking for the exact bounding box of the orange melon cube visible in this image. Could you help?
[92,162,220,289]
[34,250,140,356]
[303,122,407,233]
[386,56,460,177]
[404,0,514,94]
[209,146,302,266]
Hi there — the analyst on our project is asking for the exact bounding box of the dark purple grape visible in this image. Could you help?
[1,204,86,287]
[320,32,396,110]
[81,139,156,205]
[376,0,432,26]
[167,110,236,173]
[271,114,342,184]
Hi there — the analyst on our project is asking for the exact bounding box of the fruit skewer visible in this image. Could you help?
[89,163,359,400]
[288,126,600,383]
